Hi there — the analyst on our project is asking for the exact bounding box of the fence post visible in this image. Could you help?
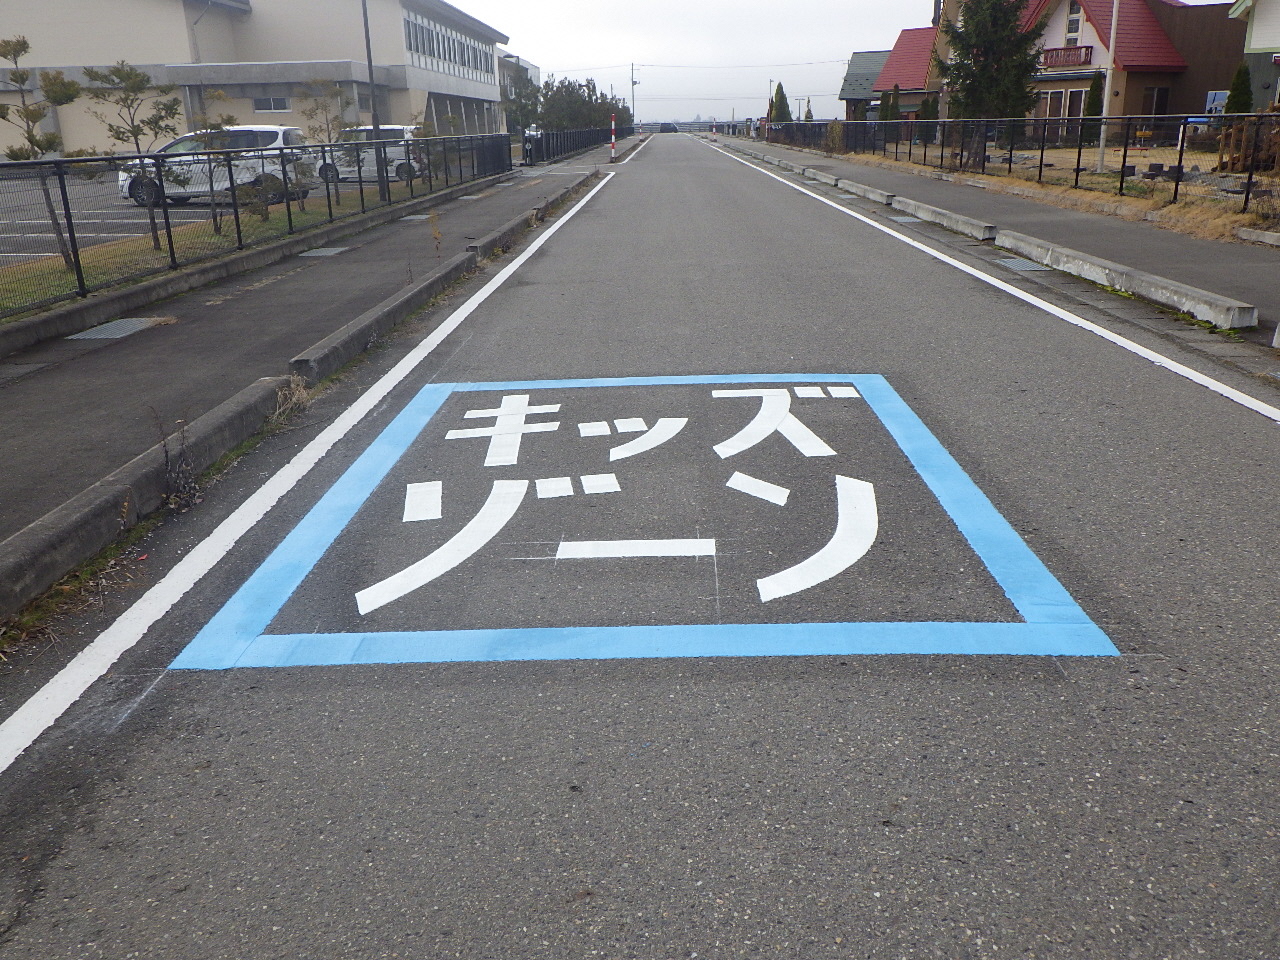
[320,145,335,221]
[980,120,989,174]
[225,154,244,249]
[279,147,295,234]
[1074,116,1087,188]
[154,160,180,269]
[1172,117,1188,204]
[1242,114,1264,213]
[1038,117,1049,182]
[405,140,415,198]
[355,144,368,213]
[1007,119,1016,174]
[1118,117,1133,195]
[53,161,88,298]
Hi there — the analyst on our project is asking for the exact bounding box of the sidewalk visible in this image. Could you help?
[0,144,621,618]
[731,136,1280,342]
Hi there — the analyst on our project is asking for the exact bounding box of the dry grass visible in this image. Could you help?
[804,145,1277,243]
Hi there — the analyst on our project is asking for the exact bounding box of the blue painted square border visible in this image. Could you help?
[170,374,1117,669]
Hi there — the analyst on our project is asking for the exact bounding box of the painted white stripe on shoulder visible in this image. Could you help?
[0,172,619,778]
[702,140,1280,427]
[557,539,716,559]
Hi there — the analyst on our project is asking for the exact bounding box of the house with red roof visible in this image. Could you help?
[873,0,1244,121]
[1028,0,1245,120]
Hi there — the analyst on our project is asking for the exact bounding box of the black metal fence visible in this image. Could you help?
[521,125,636,165]
[0,131,516,322]
[761,115,1280,216]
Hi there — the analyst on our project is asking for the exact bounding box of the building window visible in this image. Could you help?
[1069,0,1081,12]
[253,97,291,112]
[1141,86,1170,116]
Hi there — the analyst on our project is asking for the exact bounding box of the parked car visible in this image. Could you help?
[316,125,426,183]
[118,125,314,206]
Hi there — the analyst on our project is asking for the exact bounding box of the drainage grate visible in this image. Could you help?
[299,247,349,257]
[67,317,158,340]
[400,215,431,221]
[994,257,1052,272]
[889,216,922,223]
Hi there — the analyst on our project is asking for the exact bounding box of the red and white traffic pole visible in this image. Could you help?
[611,113,617,162]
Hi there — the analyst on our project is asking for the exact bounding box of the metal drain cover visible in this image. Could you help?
[994,257,1051,272]
[67,317,158,340]
[889,216,922,223]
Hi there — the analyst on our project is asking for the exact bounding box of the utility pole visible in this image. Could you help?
[360,0,390,201]
[1095,0,1121,174]
[631,63,638,126]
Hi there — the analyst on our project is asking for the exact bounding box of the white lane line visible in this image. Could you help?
[357,480,527,615]
[536,477,575,498]
[702,140,1280,427]
[580,473,621,494]
[557,539,716,559]
[608,418,688,462]
[757,476,878,602]
[402,482,443,522]
[727,471,791,506]
[619,135,655,164]
[0,171,619,778]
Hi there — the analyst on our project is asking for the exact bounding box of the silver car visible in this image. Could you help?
[118,125,315,206]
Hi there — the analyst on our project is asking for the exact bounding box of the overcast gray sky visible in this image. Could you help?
[460,0,1232,123]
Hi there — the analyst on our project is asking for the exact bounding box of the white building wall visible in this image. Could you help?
[1247,0,1280,49]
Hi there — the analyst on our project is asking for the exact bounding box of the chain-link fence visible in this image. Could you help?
[0,131,514,322]
[762,115,1280,220]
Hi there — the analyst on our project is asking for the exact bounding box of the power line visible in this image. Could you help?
[550,59,847,73]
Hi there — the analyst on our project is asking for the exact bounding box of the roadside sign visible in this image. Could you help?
[171,374,1116,669]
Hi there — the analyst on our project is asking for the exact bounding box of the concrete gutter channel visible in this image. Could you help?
[727,141,1271,344]
[0,166,604,620]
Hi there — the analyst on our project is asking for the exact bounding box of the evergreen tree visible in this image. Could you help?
[881,85,901,123]
[804,98,813,122]
[770,82,793,123]
[1082,70,1105,143]
[936,0,1045,119]
[918,93,938,144]
[1225,61,1254,115]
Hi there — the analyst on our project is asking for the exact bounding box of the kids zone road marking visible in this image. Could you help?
[170,374,1117,669]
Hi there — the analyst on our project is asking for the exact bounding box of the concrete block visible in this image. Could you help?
[290,252,476,385]
[836,180,895,205]
[805,170,840,186]
[1236,227,1280,248]
[890,196,997,241]
[996,230,1258,330]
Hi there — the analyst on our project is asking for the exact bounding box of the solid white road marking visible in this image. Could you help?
[0,172,620,777]
[712,389,837,458]
[608,418,689,462]
[357,480,528,615]
[702,139,1280,427]
[727,471,791,506]
[447,394,561,466]
[557,539,716,559]
[757,476,878,603]
[536,477,575,498]
[580,473,621,494]
[578,421,611,437]
[402,482,443,521]
[828,386,861,399]
[614,417,647,433]
[793,386,827,398]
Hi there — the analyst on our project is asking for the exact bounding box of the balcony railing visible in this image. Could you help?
[1040,45,1093,69]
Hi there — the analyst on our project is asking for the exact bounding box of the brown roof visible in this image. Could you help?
[1022,0,1187,71]
[873,26,939,93]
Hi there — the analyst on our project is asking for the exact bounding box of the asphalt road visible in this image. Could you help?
[1,133,1278,959]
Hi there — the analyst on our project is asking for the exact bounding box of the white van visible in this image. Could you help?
[118,125,314,206]
[316,125,425,183]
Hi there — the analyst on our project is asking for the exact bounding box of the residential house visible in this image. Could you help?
[839,50,891,120]
[1230,0,1280,108]
[1028,0,1246,121]
[873,26,942,119]
[0,0,510,155]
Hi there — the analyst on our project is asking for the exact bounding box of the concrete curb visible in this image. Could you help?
[0,375,288,619]
[891,196,997,241]
[290,251,477,386]
[1236,226,1280,248]
[996,230,1259,331]
[467,213,535,260]
[837,179,895,205]
[0,173,515,362]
